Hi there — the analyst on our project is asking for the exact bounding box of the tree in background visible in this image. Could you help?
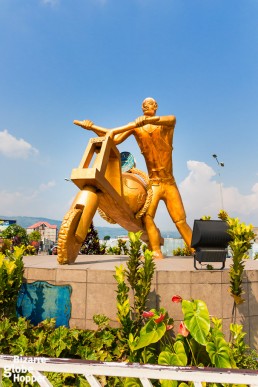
[28,230,41,254]
[0,224,38,255]
[1,224,29,246]
[28,230,41,243]
[80,222,105,255]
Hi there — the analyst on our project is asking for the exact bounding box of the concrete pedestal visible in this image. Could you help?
[23,255,258,350]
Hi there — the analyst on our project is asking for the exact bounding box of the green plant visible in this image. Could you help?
[221,213,256,331]
[28,230,41,243]
[112,295,239,387]
[230,323,258,369]
[201,215,211,220]
[204,211,256,323]
[0,246,24,318]
[124,293,258,379]
[227,217,254,303]
[114,231,156,361]
[0,315,121,386]
[1,224,29,246]
[129,307,173,364]
[173,243,193,256]
[106,238,129,255]
[126,232,155,321]
[0,238,12,254]
[134,294,257,380]
[23,244,37,256]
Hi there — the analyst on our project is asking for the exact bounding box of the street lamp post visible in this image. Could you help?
[212,154,224,210]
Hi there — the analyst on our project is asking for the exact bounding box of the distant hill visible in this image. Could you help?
[0,215,180,240]
[0,216,62,231]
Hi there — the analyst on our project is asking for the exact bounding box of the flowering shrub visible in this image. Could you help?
[171,295,182,303]
[133,294,257,375]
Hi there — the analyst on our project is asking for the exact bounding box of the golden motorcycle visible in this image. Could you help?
[57,118,161,264]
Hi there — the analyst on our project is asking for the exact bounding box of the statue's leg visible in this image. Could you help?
[164,183,193,249]
[174,219,193,249]
[144,185,164,259]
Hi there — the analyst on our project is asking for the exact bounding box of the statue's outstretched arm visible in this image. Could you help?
[73,119,137,140]
[73,120,108,137]
[157,115,176,127]
[74,116,160,142]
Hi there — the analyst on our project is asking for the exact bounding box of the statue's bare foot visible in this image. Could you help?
[153,250,164,259]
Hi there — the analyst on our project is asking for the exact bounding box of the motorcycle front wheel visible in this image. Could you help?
[57,208,84,264]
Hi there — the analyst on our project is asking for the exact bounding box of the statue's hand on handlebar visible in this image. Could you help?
[135,115,160,127]
[73,119,94,130]
[105,130,115,140]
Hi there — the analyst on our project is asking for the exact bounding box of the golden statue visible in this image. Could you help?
[57,98,192,264]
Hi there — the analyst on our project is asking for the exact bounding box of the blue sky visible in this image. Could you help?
[0,0,258,231]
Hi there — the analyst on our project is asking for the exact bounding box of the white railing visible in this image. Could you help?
[0,355,258,387]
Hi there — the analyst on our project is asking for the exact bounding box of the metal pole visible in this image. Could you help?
[212,154,224,210]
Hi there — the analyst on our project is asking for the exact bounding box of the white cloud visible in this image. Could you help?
[179,160,258,227]
[0,181,56,217]
[180,160,220,220]
[39,180,56,191]
[154,160,258,230]
[0,130,39,159]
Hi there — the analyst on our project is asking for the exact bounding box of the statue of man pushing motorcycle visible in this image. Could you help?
[75,97,192,259]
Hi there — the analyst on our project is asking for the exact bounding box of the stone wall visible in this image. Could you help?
[23,255,258,350]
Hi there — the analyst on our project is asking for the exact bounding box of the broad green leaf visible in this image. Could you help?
[160,380,178,387]
[128,232,137,243]
[158,342,187,366]
[206,336,233,368]
[159,351,175,365]
[231,385,248,387]
[182,300,210,345]
[171,341,187,365]
[132,319,166,350]
[114,265,126,282]
[188,337,210,366]
[124,377,142,386]
[77,374,91,386]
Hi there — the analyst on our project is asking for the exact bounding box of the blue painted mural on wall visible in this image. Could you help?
[17,281,72,327]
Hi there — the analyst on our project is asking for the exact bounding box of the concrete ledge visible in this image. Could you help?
[22,255,258,349]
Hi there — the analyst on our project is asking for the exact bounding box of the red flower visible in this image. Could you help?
[166,324,174,331]
[154,314,165,324]
[142,311,154,318]
[171,295,183,303]
[179,321,189,337]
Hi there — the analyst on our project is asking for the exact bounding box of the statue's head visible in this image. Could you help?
[142,97,158,116]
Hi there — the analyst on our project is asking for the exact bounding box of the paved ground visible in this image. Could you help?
[23,254,258,271]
